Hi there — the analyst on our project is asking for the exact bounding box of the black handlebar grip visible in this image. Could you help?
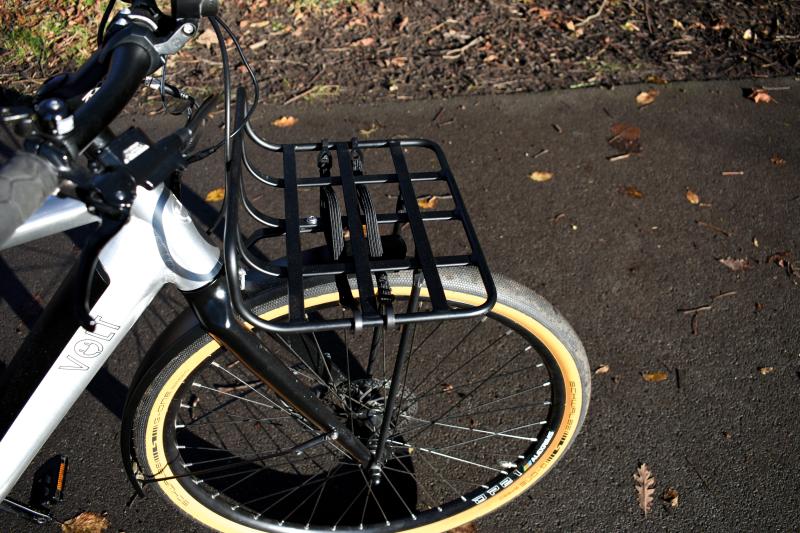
[0,152,59,247]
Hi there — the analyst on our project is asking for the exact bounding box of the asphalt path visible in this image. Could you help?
[1,77,799,532]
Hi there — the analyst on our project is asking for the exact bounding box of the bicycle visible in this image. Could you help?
[0,1,591,531]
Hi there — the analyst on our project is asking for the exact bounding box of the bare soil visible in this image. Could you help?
[2,1,799,105]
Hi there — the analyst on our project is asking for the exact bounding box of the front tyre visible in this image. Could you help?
[130,268,590,532]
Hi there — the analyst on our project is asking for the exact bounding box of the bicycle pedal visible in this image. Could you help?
[30,455,68,510]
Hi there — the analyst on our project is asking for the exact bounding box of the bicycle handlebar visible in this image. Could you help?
[68,44,153,154]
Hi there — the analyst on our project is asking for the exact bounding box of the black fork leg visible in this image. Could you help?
[183,277,372,465]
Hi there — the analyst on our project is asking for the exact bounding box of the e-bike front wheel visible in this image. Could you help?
[130,268,590,532]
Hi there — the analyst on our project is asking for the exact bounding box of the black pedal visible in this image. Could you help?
[30,455,68,510]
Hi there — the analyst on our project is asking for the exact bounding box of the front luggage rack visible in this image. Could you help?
[223,90,495,333]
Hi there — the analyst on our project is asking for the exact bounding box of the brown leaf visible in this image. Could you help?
[767,251,799,278]
[645,75,669,85]
[594,364,610,375]
[718,257,753,272]
[609,123,641,153]
[633,464,656,516]
[636,89,659,107]
[661,487,679,508]
[642,371,668,383]
[62,512,110,533]
[758,366,775,375]
[529,171,554,182]
[389,56,408,67]
[204,188,225,202]
[352,36,376,47]
[685,189,700,205]
[770,154,787,166]
[195,27,217,48]
[417,195,440,209]
[396,15,410,32]
[620,185,644,199]
[272,116,299,128]
[748,88,775,104]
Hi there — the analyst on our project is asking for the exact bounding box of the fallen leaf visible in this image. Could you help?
[718,257,753,272]
[204,188,225,202]
[752,237,759,247]
[742,28,753,41]
[767,251,798,278]
[636,89,659,107]
[62,512,110,533]
[645,75,669,85]
[417,195,440,209]
[195,27,217,48]
[770,154,786,166]
[620,185,644,199]
[661,487,679,508]
[594,364,610,375]
[565,20,576,32]
[748,88,775,104]
[529,171,554,182]
[672,19,685,30]
[352,36,376,47]
[633,464,655,516]
[440,383,455,393]
[395,15,409,32]
[389,56,408,67]
[272,116,299,128]
[622,20,640,32]
[642,371,668,383]
[609,123,641,153]
[685,189,700,204]
[758,366,775,375]
[359,123,381,137]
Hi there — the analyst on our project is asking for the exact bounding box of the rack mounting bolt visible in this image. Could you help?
[181,23,196,35]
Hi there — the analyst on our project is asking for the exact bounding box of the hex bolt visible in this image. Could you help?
[181,23,196,35]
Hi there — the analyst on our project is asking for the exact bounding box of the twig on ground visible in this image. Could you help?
[574,0,609,28]
[644,0,654,34]
[696,220,731,237]
[679,290,736,335]
[442,36,484,60]
[283,68,326,105]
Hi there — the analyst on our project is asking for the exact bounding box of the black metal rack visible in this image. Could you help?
[223,94,496,334]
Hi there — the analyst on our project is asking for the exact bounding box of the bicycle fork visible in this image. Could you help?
[184,271,425,472]
[184,277,373,465]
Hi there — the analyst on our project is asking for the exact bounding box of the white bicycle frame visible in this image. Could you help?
[0,184,221,500]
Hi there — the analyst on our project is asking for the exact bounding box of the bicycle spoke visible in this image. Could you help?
[149,283,583,531]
